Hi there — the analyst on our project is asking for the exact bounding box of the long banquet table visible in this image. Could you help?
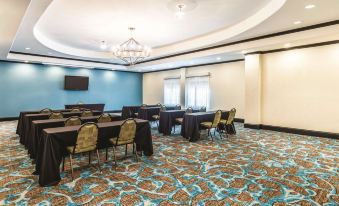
[181,111,236,142]
[19,111,102,147]
[16,109,70,137]
[65,103,105,112]
[28,114,121,159]
[34,119,152,186]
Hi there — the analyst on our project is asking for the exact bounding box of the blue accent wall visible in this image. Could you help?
[0,61,142,117]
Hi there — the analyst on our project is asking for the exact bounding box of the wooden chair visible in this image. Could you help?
[97,113,112,123]
[200,110,222,141]
[62,123,101,180]
[219,108,236,138]
[40,108,52,114]
[173,107,193,133]
[152,105,166,128]
[64,116,82,126]
[49,112,63,119]
[108,119,138,165]
[81,110,93,117]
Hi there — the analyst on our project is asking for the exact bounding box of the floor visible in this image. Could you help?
[0,120,338,205]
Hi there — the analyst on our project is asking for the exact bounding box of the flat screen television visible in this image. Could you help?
[64,75,89,90]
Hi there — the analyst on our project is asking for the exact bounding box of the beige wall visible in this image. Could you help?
[261,44,339,133]
[142,61,245,119]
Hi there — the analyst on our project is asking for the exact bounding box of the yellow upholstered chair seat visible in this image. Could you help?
[109,137,134,146]
[219,119,226,124]
[152,115,160,120]
[200,122,213,128]
[71,108,81,112]
[175,117,183,123]
[66,145,96,154]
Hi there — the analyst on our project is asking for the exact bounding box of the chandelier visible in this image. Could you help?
[113,27,151,65]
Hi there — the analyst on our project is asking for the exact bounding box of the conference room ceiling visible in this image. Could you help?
[1,0,339,72]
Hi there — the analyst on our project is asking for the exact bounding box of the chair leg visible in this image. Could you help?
[112,147,117,166]
[134,143,139,162]
[232,124,236,135]
[88,151,91,165]
[62,157,65,172]
[69,154,74,181]
[125,144,128,156]
[96,149,101,173]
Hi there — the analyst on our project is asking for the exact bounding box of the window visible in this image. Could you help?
[164,78,180,105]
[185,76,210,109]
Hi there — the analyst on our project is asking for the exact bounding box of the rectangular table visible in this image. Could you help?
[121,106,141,119]
[137,106,178,121]
[65,104,105,112]
[35,119,153,186]
[16,109,70,137]
[28,114,121,159]
[20,111,102,147]
[180,111,236,142]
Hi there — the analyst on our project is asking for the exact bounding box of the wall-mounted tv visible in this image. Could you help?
[64,75,89,90]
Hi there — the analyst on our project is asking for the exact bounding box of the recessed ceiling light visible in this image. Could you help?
[25,47,31,50]
[241,50,247,54]
[24,60,29,63]
[216,57,221,61]
[305,4,315,9]
[284,43,291,48]
[294,21,302,25]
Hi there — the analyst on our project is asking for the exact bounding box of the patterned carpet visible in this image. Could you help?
[0,121,338,205]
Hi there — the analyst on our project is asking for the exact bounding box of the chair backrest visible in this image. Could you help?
[175,104,181,110]
[40,108,52,114]
[160,105,166,112]
[65,116,82,126]
[212,110,222,127]
[141,104,147,108]
[81,110,93,117]
[97,113,112,123]
[200,106,207,112]
[73,123,99,153]
[116,119,137,144]
[49,112,63,119]
[186,107,193,114]
[70,108,81,112]
[226,108,236,125]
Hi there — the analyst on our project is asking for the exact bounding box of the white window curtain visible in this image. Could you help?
[185,76,210,109]
[164,78,180,105]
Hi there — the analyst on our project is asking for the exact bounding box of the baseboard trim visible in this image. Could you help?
[234,118,244,123]
[244,123,338,139]
[0,117,19,122]
[244,123,261,130]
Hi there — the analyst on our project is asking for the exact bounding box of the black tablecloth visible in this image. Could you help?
[137,107,160,121]
[28,114,121,160]
[180,111,236,142]
[158,109,200,135]
[20,111,102,147]
[137,106,178,121]
[16,109,70,137]
[121,106,140,119]
[35,119,152,186]
[65,104,105,112]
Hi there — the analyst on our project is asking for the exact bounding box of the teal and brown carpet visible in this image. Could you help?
[0,120,338,205]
